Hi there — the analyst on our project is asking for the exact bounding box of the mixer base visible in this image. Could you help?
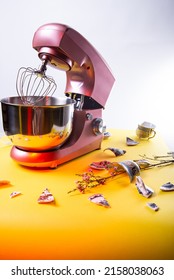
[10,135,103,168]
[10,108,104,168]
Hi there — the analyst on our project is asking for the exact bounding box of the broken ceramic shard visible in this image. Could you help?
[104,147,126,157]
[10,191,21,198]
[37,188,54,204]
[141,121,156,129]
[88,194,111,208]
[135,176,154,198]
[146,202,159,211]
[103,131,111,139]
[118,160,140,182]
[160,182,174,191]
[126,137,139,146]
[89,160,111,170]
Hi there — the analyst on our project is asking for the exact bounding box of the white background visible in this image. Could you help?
[0,0,174,149]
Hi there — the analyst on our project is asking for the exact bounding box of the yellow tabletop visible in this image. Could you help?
[0,129,174,260]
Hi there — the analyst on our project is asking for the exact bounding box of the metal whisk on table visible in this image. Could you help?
[16,60,57,105]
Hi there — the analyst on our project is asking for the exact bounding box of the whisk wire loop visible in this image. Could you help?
[16,66,57,105]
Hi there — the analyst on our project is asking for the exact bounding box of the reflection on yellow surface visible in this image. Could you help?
[8,128,69,151]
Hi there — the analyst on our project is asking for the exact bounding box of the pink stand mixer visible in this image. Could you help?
[1,23,115,168]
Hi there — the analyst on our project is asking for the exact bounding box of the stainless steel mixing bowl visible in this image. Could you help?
[1,96,75,151]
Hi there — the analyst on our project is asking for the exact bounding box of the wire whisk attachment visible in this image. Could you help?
[16,62,57,105]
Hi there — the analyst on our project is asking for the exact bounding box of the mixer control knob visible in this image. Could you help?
[92,118,104,135]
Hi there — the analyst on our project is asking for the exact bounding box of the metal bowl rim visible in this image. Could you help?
[0,96,76,108]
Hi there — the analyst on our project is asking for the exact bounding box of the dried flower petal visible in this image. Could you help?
[68,170,114,194]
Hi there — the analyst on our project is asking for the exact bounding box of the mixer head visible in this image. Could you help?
[32,23,115,109]
[16,58,57,105]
